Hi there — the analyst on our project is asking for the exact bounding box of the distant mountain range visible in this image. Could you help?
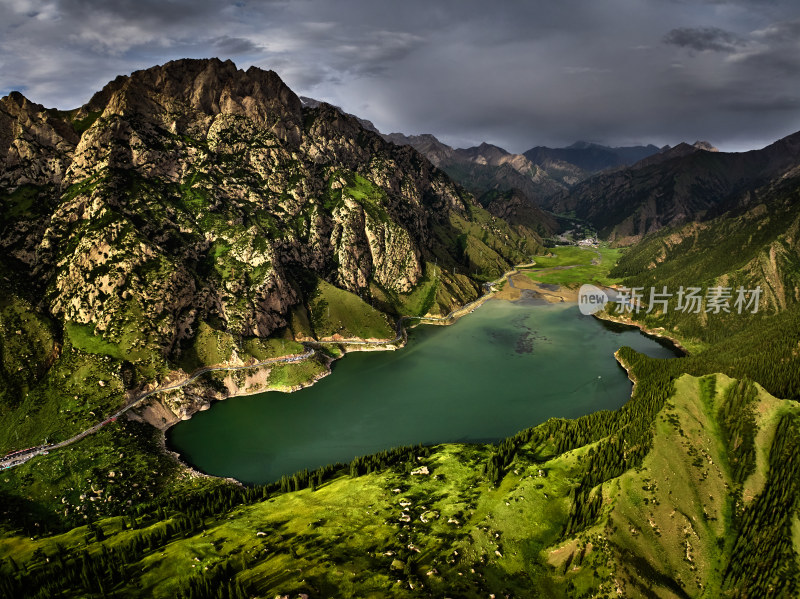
[543,133,800,242]
[381,132,670,205]
[381,133,566,205]
[523,141,661,180]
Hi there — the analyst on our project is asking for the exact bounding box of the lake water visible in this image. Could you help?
[167,300,678,483]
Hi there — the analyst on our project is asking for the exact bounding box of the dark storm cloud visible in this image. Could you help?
[1,0,799,152]
[212,36,264,56]
[663,27,744,52]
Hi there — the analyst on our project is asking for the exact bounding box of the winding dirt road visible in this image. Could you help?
[1,349,315,469]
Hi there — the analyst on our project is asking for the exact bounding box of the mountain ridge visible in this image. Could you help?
[523,141,660,174]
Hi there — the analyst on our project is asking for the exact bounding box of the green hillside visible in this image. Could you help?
[3,365,798,598]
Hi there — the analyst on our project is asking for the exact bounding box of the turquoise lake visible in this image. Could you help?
[167,299,678,483]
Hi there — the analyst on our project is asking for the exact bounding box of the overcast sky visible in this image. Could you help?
[1,0,799,153]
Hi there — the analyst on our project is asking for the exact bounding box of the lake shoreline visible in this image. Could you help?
[165,290,680,485]
[592,310,689,356]
[147,263,537,433]
[153,266,530,477]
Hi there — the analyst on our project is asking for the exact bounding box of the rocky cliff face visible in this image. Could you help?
[479,188,557,236]
[0,92,80,188]
[0,58,540,399]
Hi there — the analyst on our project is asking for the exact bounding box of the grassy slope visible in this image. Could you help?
[544,373,799,599]
[175,322,237,372]
[373,262,438,317]
[607,177,800,346]
[0,440,577,597]
[307,278,394,340]
[65,321,151,363]
[592,375,734,597]
[0,420,181,533]
[0,334,126,454]
[266,355,328,390]
[4,373,794,598]
[0,295,57,414]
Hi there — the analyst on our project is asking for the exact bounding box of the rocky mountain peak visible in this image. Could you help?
[693,140,718,152]
[0,91,80,185]
[298,95,379,133]
[2,91,35,112]
[1,91,55,127]
[461,142,510,162]
[87,58,303,145]
[381,132,455,167]
[630,140,717,169]
[475,141,506,153]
